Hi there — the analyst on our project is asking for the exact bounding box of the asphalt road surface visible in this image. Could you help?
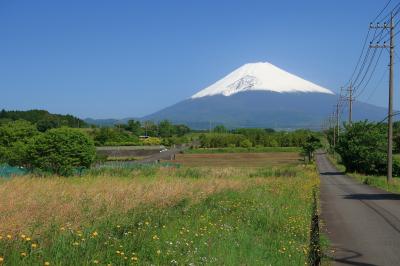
[316,151,400,266]
[137,147,182,163]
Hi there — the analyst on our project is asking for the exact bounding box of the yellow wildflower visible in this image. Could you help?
[92,231,98,237]
[6,234,11,239]
[31,243,38,248]
[44,262,50,266]
[0,257,3,262]
[131,256,138,261]
[156,250,161,255]
[21,252,27,257]
[25,237,31,241]
[93,260,99,264]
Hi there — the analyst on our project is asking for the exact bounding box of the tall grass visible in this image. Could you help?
[0,165,319,265]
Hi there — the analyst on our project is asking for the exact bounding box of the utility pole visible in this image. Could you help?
[335,103,340,145]
[347,83,353,125]
[333,114,336,149]
[370,13,395,182]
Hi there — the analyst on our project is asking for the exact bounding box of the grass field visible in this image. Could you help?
[0,153,319,265]
[172,152,302,168]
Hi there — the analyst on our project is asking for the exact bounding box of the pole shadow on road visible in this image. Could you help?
[320,171,346,176]
[344,193,400,200]
[326,247,378,266]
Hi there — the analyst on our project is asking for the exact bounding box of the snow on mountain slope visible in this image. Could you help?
[191,62,334,98]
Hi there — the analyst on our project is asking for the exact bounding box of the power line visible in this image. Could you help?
[342,1,400,89]
[354,47,384,98]
[362,67,388,103]
[372,0,393,23]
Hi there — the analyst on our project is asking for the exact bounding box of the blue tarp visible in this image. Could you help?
[0,164,28,178]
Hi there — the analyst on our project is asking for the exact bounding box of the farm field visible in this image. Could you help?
[0,153,318,265]
[171,152,302,167]
[185,147,301,154]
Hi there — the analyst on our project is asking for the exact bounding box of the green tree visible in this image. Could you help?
[158,120,174,138]
[301,135,322,162]
[36,117,59,132]
[213,125,227,133]
[28,127,96,176]
[174,124,190,137]
[240,139,252,148]
[126,120,142,136]
[335,121,386,175]
[142,121,158,137]
[0,120,39,166]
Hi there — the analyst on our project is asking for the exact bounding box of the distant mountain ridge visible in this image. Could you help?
[142,62,389,129]
[87,61,390,130]
[143,91,388,130]
[84,117,137,126]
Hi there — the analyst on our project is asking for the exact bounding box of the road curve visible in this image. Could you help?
[316,151,400,266]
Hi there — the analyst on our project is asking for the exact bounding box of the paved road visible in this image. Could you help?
[316,151,400,266]
[137,147,182,163]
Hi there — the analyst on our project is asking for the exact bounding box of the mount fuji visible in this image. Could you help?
[143,62,388,129]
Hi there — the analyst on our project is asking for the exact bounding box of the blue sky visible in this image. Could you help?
[0,0,398,118]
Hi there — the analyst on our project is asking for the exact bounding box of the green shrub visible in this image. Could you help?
[141,137,162,145]
[28,127,96,176]
[0,120,39,166]
[336,121,387,175]
[239,139,252,148]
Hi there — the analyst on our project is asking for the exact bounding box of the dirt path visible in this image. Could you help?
[316,151,400,266]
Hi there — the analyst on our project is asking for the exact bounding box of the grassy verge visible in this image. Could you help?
[185,146,301,154]
[327,153,400,194]
[106,156,145,162]
[0,164,319,265]
[173,152,301,168]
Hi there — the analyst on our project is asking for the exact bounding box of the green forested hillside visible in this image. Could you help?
[0,109,87,130]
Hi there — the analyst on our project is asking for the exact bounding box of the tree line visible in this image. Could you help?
[90,120,191,146]
[0,109,87,131]
[327,121,400,177]
[198,127,317,148]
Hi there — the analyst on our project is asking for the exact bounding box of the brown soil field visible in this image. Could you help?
[170,152,302,167]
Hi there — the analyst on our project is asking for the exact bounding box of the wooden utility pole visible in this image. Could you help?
[347,83,353,126]
[388,12,394,182]
[370,12,395,182]
[336,103,340,143]
[333,114,336,148]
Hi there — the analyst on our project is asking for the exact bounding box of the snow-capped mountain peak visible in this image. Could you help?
[191,62,334,98]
